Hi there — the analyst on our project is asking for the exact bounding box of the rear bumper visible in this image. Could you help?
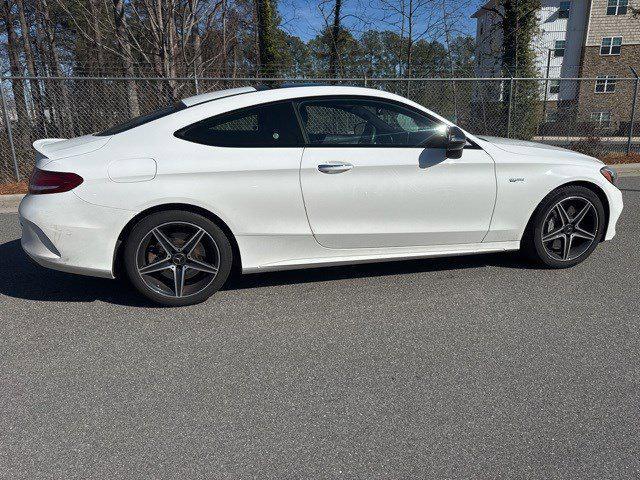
[19,192,131,278]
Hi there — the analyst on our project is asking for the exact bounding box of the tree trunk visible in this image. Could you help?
[113,0,140,116]
[221,0,227,77]
[88,0,105,74]
[32,0,53,135]
[405,0,413,79]
[255,0,278,77]
[87,0,105,129]
[166,0,179,100]
[15,0,45,131]
[38,0,75,136]
[328,0,341,78]
[2,0,30,136]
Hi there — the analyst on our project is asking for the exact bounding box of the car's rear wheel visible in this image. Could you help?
[124,210,232,306]
[522,185,605,268]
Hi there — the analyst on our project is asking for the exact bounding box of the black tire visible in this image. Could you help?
[521,185,605,268]
[123,210,233,306]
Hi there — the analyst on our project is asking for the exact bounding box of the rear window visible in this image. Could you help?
[96,102,187,136]
[174,101,302,147]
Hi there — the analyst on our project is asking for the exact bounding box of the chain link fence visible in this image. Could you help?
[1,76,639,183]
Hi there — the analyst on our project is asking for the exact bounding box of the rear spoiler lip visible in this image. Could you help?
[33,138,67,157]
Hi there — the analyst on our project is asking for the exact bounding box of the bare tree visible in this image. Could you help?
[377,0,440,77]
[15,0,45,130]
[113,0,140,115]
[2,0,30,127]
[36,0,75,135]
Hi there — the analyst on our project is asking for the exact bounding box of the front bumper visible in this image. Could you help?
[604,183,623,241]
[19,192,132,278]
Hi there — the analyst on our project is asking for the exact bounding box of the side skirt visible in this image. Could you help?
[238,235,520,273]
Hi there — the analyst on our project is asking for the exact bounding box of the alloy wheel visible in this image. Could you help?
[135,222,220,298]
[541,196,599,262]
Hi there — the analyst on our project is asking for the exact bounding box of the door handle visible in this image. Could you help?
[317,163,353,174]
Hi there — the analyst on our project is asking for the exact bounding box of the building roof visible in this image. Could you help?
[471,0,498,18]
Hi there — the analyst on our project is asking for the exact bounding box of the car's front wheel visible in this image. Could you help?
[123,210,233,306]
[522,185,605,268]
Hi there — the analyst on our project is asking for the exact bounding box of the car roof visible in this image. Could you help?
[181,86,257,107]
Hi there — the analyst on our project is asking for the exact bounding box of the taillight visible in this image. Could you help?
[29,168,84,194]
[600,166,618,186]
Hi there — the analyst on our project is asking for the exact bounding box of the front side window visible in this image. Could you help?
[607,0,628,15]
[559,1,571,18]
[175,101,302,147]
[595,76,616,93]
[554,40,566,57]
[297,98,448,147]
[601,36,622,55]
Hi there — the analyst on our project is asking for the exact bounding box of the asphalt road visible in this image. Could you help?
[1,179,639,479]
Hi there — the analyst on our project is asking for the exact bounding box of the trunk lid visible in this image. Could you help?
[33,135,111,168]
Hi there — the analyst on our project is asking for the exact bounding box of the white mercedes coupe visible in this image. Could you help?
[20,85,623,306]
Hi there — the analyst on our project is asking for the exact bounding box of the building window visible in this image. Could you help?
[559,1,571,18]
[554,40,566,57]
[600,36,622,55]
[590,111,612,127]
[595,76,616,93]
[607,0,628,15]
[549,80,561,94]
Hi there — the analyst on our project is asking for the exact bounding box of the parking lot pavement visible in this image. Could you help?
[0,179,639,479]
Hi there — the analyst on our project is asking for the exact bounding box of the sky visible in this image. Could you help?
[277,0,482,43]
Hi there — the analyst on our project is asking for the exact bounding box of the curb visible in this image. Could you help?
[0,194,24,214]
[612,163,640,177]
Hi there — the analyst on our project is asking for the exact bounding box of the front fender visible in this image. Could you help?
[484,163,622,243]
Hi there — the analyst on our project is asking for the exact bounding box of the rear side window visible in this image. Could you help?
[175,101,302,147]
[97,102,187,136]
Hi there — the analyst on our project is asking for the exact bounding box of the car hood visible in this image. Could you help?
[477,135,604,166]
[33,135,111,166]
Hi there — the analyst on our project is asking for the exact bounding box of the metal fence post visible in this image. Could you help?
[0,80,20,181]
[627,67,639,155]
[507,77,514,138]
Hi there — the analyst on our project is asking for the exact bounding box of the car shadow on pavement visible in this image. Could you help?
[224,251,533,291]
[0,240,155,307]
[0,238,533,306]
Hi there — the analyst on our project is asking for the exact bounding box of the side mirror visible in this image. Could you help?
[446,126,466,159]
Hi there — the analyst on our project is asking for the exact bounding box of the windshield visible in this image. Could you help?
[96,101,187,136]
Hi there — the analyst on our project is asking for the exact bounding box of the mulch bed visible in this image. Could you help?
[602,153,640,165]
[0,181,28,195]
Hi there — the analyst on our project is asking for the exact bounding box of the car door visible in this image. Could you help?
[171,100,309,239]
[297,97,496,249]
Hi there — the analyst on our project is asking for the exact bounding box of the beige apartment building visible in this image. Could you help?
[474,0,640,136]
[576,0,640,133]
